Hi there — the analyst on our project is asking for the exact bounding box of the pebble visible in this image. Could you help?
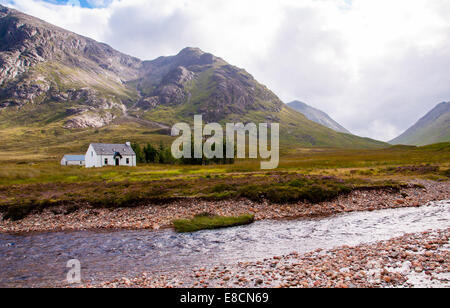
[86,228,450,289]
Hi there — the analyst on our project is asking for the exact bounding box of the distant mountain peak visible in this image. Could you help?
[436,101,450,108]
[178,47,205,56]
[287,100,351,134]
[173,47,218,67]
[390,102,450,146]
[289,100,308,108]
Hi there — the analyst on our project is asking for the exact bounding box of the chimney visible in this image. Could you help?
[126,141,131,147]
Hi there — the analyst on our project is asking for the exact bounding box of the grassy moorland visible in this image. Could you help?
[0,142,448,185]
[0,143,448,221]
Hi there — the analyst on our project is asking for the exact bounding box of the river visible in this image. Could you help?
[0,200,448,287]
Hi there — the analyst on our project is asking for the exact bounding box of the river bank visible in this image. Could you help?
[88,228,450,288]
[1,200,448,287]
[0,180,448,234]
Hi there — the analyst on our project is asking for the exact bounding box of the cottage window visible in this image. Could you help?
[105,158,108,165]
[126,158,130,164]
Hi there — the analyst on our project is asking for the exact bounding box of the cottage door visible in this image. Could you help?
[115,158,120,166]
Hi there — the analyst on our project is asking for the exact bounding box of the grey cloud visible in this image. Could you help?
[248,6,351,102]
[244,5,450,140]
[344,44,450,139]
[103,5,201,61]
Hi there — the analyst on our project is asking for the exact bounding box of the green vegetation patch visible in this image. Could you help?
[236,177,352,203]
[173,213,255,233]
[207,176,353,203]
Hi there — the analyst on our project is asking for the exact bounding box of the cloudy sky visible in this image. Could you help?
[2,0,450,141]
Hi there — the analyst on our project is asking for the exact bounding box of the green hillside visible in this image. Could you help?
[390,102,450,146]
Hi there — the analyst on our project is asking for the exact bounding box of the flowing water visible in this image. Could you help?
[0,200,449,287]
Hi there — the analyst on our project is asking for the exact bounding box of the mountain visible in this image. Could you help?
[133,47,284,125]
[287,101,351,134]
[390,102,450,146]
[0,4,142,129]
[0,4,386,157]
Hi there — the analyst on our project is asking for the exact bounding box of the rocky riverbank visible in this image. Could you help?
[87,228,450,288]
[0,180,448,234]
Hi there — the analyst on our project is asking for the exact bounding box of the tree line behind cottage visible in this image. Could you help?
[131,140,235,166]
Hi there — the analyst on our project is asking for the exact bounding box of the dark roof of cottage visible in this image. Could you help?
[90,143,136,155]
[63,155,85,161]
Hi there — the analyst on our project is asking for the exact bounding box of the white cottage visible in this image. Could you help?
[61,155,85,166]
[85,142,137,168]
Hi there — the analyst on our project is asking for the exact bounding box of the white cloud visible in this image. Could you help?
[1,0,111,40]
[2,0,450,141]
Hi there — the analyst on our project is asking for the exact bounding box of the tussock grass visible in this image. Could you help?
[173,213,255,233]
